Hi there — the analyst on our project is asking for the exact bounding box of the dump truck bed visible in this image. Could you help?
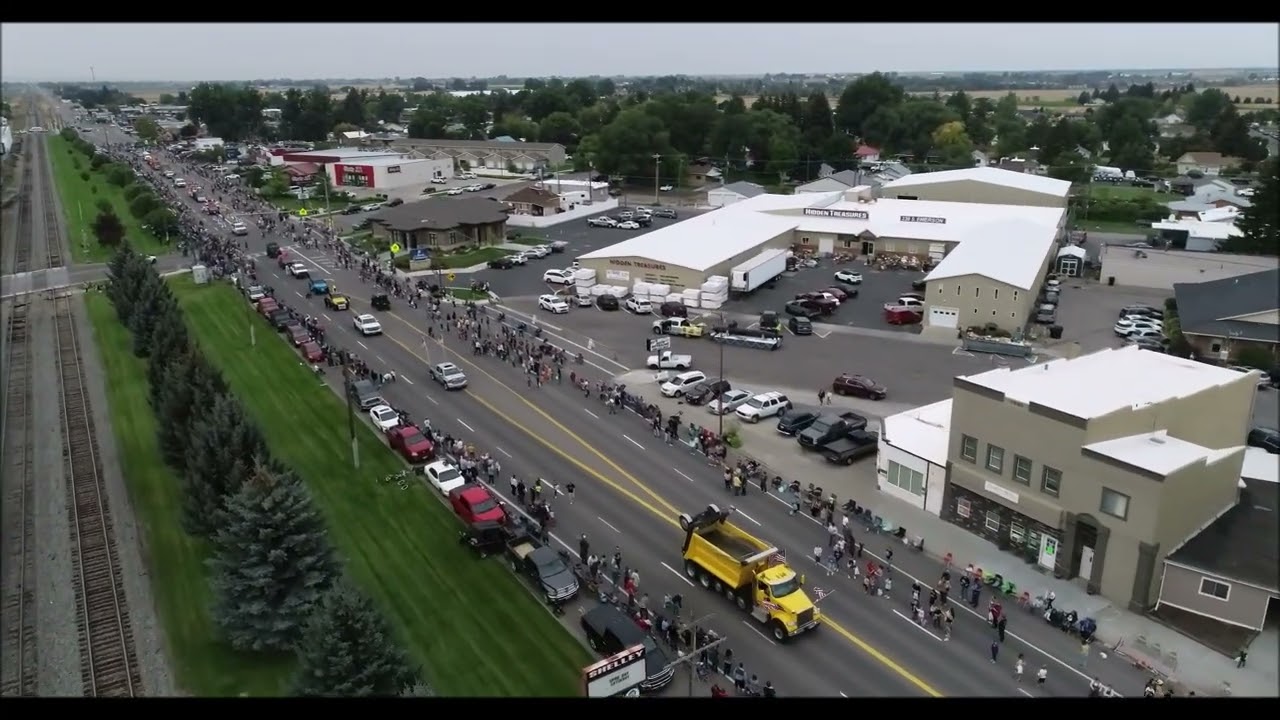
[701,528,761,562]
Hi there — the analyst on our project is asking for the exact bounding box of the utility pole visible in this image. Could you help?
[652,153,662,205]
[344,367,360,469]
[715,310,726,439]
[654,610,725,697]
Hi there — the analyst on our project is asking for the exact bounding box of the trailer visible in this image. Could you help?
[730,248,789,294]
[708,324,783,350]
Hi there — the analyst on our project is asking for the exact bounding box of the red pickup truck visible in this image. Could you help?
[449,483,508,524]
[386,425,434,463]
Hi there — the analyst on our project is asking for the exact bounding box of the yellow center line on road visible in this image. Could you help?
[334,292,944,698]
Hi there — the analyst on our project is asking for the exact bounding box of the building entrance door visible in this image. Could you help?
[1079,546,1095,581]
[861,240,875,256]
[1038,534,1059,571]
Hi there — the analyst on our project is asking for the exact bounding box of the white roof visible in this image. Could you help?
[881,166,1073,198]
[960,345,1252,420]
[882,400,952,466]
[341,155,428,167]
[923,218,1060,291]
[287,147,404,161]
[1242,447,1280,484]
[1084,430,1230,476]
[1151,219,1242,241]
[1057,245,1086,259]
[578,190,1064,275]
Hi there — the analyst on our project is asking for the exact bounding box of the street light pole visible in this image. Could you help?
[652,153,662,205]
[715,310,726,439]
[653,610,723,697]
[344,367,360,469]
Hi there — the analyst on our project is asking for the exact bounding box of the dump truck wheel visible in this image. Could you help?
[684,560,698,579]
[735,595,749,611]
[770,622,788,642]
[678,513,692,532]
[707,504,721,516]
[713,579,725,593]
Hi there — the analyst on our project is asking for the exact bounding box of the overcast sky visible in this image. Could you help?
[2,23,1277,82]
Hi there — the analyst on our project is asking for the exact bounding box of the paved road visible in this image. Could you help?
[127,133,1160,698]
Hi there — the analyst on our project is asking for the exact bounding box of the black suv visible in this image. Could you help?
[371,293,391,311]
[685,379,730,406]
[580,604,676,693]
[776,407,821,436]
[488,256,515,270]
[596,294,620,311]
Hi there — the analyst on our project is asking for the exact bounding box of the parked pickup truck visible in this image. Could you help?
[797,411,868,450]
[652,317,705,337]
[646,350,694,370]
[821,430,880,465]
[506,531,579,603]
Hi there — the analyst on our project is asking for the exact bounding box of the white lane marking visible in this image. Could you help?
[376,355,385,363]
[598,517,621,533]
[734,508,762,527]
[584,408,599,419]
[427,396,439,405]
[661,562,696,587]
[357,341,369,349]
[761,491,1115,693]
[839,691,849,698]
[295,290,304,298]
[742,620,778,646]
[623,434,645,450]
[494,303,630,373]
[495,446,512,458]
[323,313,333,322]
[402,376,414,385]
[457,419,475,432]
[891,610,943,641]
[674,468,695,482]
[1018,688,1033,697]
[813,330,831,339]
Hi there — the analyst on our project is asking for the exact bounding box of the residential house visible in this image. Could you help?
[685,160,722,187]
[1172,269,1280,364]
[971,150,990,167]
[368,197,509,252]
[1159,123,1197,140]
[855,145,882,163]
[795,169,867,194]
[1176,152,1238,177]
[503,185,562,217]
[816,163,837,178]
[706,181,767,208]
[361,137,567,172]
[1074,146,1093,161]
[942,346,1255,613]
[341,130,372,142]
[993,157,1042,175]
[1156,113,1185,126]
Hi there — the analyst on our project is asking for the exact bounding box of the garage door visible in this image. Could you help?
[928,306,959,329]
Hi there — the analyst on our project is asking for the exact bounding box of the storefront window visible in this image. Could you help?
[956,497,971,519]
[1010,522,1025,544]
[984,511,1001,533]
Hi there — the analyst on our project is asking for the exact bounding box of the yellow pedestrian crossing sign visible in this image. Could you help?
[297,208,308,217]
[447,273,456,281]
[390,243,402,254]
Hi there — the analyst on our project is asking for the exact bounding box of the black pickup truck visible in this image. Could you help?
[506,531,579,603]
[822,430,880,465]
[797,411,868,450]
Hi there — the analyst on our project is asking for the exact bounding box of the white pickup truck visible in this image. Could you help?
[646,350,693,370]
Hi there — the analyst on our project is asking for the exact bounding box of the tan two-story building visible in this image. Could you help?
[942,346,1255,613]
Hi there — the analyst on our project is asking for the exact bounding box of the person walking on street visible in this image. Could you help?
[997,614,1008,643]
[732,662,747,693]
[818,388,827,405]
[1014,653,1025,682]
[579,534,590,562]
[1236,646,1248,668]
[566,482,576,505]
[943,605,954,641]
[989,640,1000,663]
[813,545,823,565]
[1036,665,1048,687]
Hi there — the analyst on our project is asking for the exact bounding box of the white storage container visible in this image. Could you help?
[701,299,723,310]
[649,284,671,296]
[665,293,684,303]
[574,268,598,282]
[633,281,652,296]
[706,275,729,286]
[682,288,700,298]
[683,297,701,309]
[649,293,668,303]
[612,285,631,298]
[591,285,611,296]
[576,278,596,289]
[700,278,728,293]
[700,291,728,302]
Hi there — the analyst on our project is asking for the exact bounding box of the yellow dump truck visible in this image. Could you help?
[679,504,819,642]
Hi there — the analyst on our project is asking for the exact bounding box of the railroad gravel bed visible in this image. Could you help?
[70,286,176,695]
[29,303,81,696]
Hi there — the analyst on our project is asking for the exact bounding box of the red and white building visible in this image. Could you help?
[280,147,453,191]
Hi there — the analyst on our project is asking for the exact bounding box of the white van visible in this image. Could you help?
[661,370,708,398]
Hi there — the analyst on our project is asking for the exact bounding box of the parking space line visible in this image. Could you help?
[294,290,304,298]
[598,517,621,533]
[813,330,832,339]
[376,355,385,363]
[661,562,696,588]
[622,434,645,450]
[323,313,332,322]
[457,419,475,432]
[427,396,439,405]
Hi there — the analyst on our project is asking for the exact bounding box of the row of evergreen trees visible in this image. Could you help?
[105,244,426,696]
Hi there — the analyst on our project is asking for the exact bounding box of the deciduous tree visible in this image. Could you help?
[92,209,125,247]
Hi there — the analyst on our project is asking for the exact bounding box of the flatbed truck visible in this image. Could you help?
[679,504,820,642]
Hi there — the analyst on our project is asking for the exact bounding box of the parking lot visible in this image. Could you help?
[726,260,930,334]
[1045,279,1169,352]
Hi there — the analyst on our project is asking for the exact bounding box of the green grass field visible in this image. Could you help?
[83,292,293,696]
[170,277,590,696]
[1085,184,1171,203]
[46,135,165,263]
[1072,219,1151,236]
[438,247,512,269]
[508,236,547,246]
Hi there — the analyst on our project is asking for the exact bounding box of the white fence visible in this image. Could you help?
[506,198,619,228]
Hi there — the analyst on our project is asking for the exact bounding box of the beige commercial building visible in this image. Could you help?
[942,346,1256,613]
[576,175,1066,321]
[878,166,1072,209]
[362,137,567,172]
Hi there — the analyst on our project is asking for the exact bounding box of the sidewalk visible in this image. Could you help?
[615,372,1277,697]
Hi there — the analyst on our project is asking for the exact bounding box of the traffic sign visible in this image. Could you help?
[389,243,401,254]
[447,273,455,281]
[647,336,671,352]
[297,208,308,217]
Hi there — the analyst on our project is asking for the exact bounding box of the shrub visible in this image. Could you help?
[1234,347,1273,370]
[80,171,90,182]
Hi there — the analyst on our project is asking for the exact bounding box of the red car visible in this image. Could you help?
[449,483,508,524]
[832,373,888,400]
[387,425,434,463]
[300,341,325,363]
[659,301,688,318]
[823,286,857,301]
[288,324,311,346]
[257,297,279,316]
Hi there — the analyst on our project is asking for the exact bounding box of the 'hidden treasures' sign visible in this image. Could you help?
[899,215,947,224]
[803,208,869,220]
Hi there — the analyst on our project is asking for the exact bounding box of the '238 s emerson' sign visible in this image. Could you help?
[583,644,646,697]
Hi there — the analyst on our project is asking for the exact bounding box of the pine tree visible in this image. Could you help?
[291,579,420,697]
[1226,158,1278,256]
[182,395,265,537]
[154,351,218,473]
[106,244,144,324]
[207,465,337,652]
[128,273,164,357]
[145,308,190,403]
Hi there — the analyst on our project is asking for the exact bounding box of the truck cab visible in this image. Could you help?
[679,504,819,641]
[646,350,693,370]
[797,411,868,450]
[652,317,703,337]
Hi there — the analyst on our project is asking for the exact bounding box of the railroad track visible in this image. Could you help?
[0,302,37,697]
[36,136,63,269]
[52,286,141,696]
[10,143,34,275]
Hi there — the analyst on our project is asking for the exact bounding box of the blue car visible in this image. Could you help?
[309,278,329,295]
